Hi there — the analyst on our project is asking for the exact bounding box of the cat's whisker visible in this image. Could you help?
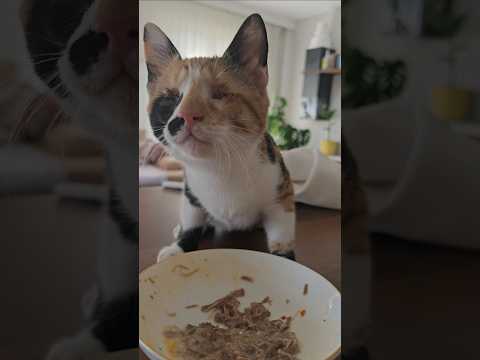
[43,70,61,84]
[49,78,70,98]
[226,132,256,185]
[216,135,247,181]
[228,124,259,136]
[45,109,68,136]
[212,140,222,174]
[223,137,234,177]
[219,138,232,178]
[40,69,69,98]
[11,95,48,141]
[32,51,64,58]
[210,135,227,176]
[33,57,61,66]
[213,141,226,176]
[12,89,68,142]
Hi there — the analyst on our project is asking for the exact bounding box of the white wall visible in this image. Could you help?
[283,4,342,150]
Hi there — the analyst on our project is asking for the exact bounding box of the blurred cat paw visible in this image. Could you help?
[46,331,104,360]
[157,243,184,262]
[272,250,296,261]
[172,224,182,239]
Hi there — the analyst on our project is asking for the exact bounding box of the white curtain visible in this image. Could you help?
[139,0,285,130]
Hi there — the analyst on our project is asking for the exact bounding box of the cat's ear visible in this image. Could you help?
[223,14,268,89]
[144,23,181,80]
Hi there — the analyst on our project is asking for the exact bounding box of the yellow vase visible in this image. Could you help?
[320,140,338,156]
[431,86,472,121]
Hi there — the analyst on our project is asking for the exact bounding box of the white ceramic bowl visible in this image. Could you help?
[140,249,341,360]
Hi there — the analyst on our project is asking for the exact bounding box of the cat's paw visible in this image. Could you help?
[272,250,296,261]
[156,243,184,263]
[269,240,296,261]
[46,331,104,360]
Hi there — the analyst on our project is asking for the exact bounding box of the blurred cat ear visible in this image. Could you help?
[144,23,181,79]
[223,14,269,89]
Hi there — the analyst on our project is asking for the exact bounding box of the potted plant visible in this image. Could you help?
[267,97,310,150]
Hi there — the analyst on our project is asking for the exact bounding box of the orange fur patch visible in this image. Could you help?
[145,43,269,140]
[277,156,295,212]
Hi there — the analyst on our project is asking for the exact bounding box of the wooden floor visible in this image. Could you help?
[367,235,480,359]
[342,213,480,359]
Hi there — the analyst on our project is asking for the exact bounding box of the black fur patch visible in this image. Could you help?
[92,292,138,352]
[50,75,71,98]
[279,157,289,178]
[273,250,296,261]
[24,0,94,97]
[109,189,138,243]
[265,133,277,163]
[168,117,184,136]
[277,157,291,195]
[69,30,109,75]
[177,226,214,252]
[150,93,182,144]
[184,182,202,208]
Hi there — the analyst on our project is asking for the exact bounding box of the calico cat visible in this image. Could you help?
[20,0,138,358]
[144,14,296,261]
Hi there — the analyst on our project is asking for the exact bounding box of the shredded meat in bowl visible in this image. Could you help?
[163,289,301,360]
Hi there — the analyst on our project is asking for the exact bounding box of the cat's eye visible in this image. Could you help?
[212,88,229,100]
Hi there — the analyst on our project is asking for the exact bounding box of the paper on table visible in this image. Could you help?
[162,181,184,190]
[139,165,184,187]
[139,164,167,187]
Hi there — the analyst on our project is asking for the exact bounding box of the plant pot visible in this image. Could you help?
[431,86,472,121]
[320,140,338,156]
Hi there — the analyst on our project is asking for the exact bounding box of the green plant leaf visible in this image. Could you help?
[267,96,311,150]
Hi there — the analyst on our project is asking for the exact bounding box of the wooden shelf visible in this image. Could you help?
[304,68,341,76]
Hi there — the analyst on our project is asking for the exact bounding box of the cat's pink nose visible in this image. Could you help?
[95,0,137,57]
[178,112,204,128]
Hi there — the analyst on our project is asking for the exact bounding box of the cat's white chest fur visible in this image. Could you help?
[187,159,279,230]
